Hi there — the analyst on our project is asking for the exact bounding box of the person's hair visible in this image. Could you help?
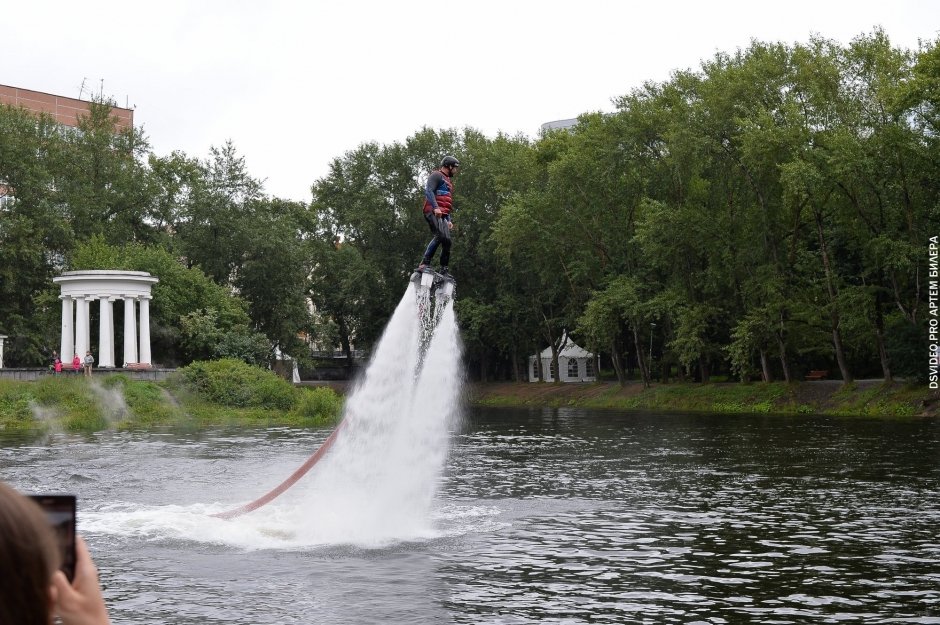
[0,482,59,625]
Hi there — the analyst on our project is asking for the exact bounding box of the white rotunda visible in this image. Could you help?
[53,270,159,368]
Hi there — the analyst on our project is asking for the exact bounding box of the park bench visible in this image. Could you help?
[805,369,829,381]
[124,362,152,370]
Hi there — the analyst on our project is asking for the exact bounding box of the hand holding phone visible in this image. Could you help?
[29,494,77,582]
[50,536,112,625]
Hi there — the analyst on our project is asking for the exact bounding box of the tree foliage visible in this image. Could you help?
[0,30,935,386]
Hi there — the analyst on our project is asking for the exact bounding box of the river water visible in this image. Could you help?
[2,407,940,624]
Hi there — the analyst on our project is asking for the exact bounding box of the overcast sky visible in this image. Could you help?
[5,1,938,202]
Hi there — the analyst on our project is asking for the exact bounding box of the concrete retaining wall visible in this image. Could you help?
[0,368,175,382]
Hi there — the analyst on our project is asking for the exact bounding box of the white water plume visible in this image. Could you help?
[88,380,130,424]
[29,400,62,435]
[269,281,464,545]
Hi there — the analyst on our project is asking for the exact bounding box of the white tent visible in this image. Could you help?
[528,334,598,383]
[273,346,301,383]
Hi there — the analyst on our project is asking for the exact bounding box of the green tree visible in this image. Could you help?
[0,104,70,364]
[175,141,264,284]
[55,98,156,244]
[453,129,538,380]
[578,276,656,386]
[71,237,267,366]
[235,198,313,355]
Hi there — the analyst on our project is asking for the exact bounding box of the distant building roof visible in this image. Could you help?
[0,84,133,130]
[540,118,578,134]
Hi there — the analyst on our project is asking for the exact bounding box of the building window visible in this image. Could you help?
[549,360,557,380]
[531,359,538,380]
[585,357,596,377]
[567,358,579,379]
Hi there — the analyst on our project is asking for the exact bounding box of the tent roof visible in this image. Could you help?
[535,334,593,359]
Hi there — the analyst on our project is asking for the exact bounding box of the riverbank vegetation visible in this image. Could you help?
[1,372,929,434]
[470,380,932,418]
[0,360,342,433]
[1,29,936,388]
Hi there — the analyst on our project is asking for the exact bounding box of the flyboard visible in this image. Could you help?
[212,268,455,520]
[410,268,456,313]
[411,268,456,364]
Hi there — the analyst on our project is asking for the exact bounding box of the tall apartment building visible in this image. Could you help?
[0,84,133,130]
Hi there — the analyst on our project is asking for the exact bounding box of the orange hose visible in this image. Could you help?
[212,422,345,520]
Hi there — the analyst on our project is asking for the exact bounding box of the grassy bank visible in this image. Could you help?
[3,369,933,435]
[0,360,343,433]
[469,380,936,418]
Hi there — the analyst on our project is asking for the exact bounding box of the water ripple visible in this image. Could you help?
[2,408,939,623]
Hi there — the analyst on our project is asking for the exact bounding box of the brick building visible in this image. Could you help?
[0,84,133,129]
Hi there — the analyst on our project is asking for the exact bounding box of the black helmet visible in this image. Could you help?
[441,155,460,168]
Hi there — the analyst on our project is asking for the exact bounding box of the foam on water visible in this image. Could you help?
[83,281,470,549]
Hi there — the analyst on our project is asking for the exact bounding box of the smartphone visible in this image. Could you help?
[29,494,77,582]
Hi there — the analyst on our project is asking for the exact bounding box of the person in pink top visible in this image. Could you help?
[71,354,81,374]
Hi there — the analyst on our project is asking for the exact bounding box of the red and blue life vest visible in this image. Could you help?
[423,170,454,215]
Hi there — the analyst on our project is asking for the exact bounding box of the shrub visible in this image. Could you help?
[292,386,343,424]
[0,382,35,429]
[175,359,296,410]
[29,377,104,430]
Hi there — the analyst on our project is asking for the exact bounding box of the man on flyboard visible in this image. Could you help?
[417,155,460,277]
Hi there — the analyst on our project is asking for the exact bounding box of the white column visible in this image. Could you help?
[123,297,138,366]
[98,297,115,367]
[74,296,89,360]
[0,335,6,369]
[84,297,96,359]
[60,296,74,363]
[107,298,115,366]
[138,295,152,365]
[88,297,98,359]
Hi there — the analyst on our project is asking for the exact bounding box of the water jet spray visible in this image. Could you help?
[213,272,460,523]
